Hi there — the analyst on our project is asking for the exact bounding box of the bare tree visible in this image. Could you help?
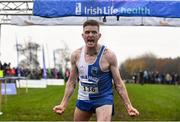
[54,40,71,77]
[16,41,40,79]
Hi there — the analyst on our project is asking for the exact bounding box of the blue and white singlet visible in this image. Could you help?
[77,45,113,101]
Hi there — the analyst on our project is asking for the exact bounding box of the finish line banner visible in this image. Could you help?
[33,0,180,18]
[11,16,180,26]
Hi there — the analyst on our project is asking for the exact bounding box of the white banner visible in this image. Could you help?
[11,16,87,26]
[11,16,180,26]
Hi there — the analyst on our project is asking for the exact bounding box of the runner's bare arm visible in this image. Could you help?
[107,49,139,116]
[58,50,78,108]
[53,50,79,114]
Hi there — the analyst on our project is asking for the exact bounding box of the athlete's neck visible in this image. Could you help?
[85,45,100,56]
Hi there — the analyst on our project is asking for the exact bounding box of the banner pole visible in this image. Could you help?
[0,24,3,115]
[0,80,3,115]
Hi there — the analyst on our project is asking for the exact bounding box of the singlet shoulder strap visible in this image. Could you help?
[79,46,86,65]
[95,45,106,63]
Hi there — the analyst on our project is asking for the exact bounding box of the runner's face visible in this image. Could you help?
[82,25,101,48]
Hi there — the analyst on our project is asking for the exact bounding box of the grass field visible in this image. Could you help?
[0,84,180,121]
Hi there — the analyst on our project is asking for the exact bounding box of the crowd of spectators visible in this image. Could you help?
[132,70,180,85]
[1,61,179,85]
[0,61,17,77]
[0,61,70,81]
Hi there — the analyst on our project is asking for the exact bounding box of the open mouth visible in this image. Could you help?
[87,39,94,43]
[87,40,95,45]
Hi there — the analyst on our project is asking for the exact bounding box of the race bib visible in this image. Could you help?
[80,79,98,94]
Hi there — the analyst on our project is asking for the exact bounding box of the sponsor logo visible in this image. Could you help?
[75,3,81,15]
[91,66,98,77]
[75,2,150,16]
[88,76,99,83]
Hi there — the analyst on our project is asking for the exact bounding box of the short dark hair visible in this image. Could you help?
[83,20,100,29]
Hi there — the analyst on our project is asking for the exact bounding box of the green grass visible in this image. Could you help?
[0,84,180,121]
